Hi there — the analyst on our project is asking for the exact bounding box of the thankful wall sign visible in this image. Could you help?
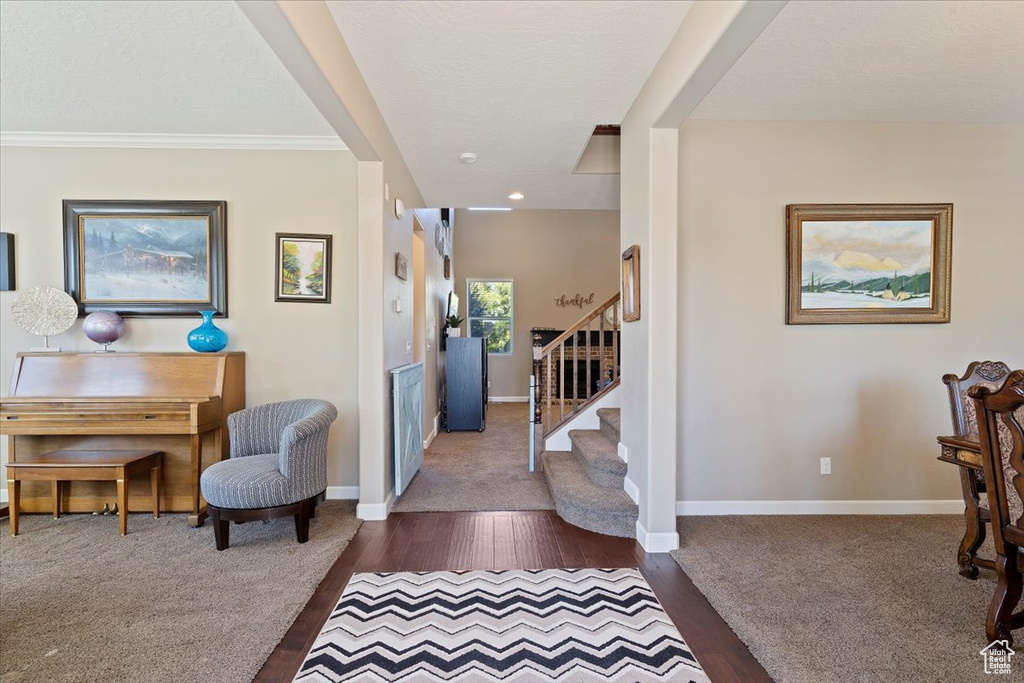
[554,292,595,309]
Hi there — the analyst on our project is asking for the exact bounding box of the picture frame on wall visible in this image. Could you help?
[621,245,640,322]
[786,203,953,324]
[275,233,332,303]
[0,232,15,291]
[63,199,227,317]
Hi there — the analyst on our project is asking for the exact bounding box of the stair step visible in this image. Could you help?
[596,408,620,444]
[542,451,637,538]
[569,429,626,488]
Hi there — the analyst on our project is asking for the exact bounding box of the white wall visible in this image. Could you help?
[0,145,361,490]
[677,120,1024,504]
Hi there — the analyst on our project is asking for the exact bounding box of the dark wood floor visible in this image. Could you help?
[255,510,772,683]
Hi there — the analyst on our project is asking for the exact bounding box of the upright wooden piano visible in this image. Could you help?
[1,352,244,526]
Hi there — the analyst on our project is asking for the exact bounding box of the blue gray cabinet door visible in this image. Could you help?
[446,337,487,431]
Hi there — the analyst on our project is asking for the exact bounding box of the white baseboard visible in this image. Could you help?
[617,442,627,463]
[623,476,639,505]
[636,520,679,553]
[489,396,529,403]
[356,488,395,520]
[424,413,440,449]
[675,499,964,516]
[326,486,360,500]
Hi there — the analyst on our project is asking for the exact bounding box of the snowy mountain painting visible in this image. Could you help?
[79,217,211,303]
[800,220,933,310]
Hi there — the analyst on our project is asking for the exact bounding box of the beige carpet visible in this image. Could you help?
[0,501,360,683]
[672,515,1004,683]
[392,403,554,512]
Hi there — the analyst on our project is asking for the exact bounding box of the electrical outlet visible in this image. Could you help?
[820,457,831,475]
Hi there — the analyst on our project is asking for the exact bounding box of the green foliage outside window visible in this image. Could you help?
[467,280,513,354]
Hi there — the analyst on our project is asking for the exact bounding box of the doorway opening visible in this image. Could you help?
[390,210,553,513]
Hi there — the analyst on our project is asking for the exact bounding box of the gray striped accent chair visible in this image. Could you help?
[200,399,338,550]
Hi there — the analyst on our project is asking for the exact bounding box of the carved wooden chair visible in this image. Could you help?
[943,360,1012,578]
[970,370,1024,644]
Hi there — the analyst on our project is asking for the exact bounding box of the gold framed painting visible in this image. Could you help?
[786,203,952,324]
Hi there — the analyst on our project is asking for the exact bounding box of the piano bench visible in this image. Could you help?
[6,450,162,537]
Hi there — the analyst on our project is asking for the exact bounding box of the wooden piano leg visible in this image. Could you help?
[188,434,208,527]
[7,480,19,536]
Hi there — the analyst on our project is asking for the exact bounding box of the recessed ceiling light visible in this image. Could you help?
[459,152,478,164]
[508,192,525,200]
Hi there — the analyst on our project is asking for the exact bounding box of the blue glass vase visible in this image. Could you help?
[187,311,227,353]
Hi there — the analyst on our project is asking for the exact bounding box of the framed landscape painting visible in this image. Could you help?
[63,200,227,317]
[786,203,952,324]
[275,233,332,303]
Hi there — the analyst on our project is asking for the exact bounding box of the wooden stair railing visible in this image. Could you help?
[533,293,620,438]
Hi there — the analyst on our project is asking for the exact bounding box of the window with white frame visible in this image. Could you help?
[467,279,513,355]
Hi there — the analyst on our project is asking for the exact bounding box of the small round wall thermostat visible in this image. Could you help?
[394,198,406,219]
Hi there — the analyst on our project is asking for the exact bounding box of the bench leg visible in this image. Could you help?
[151,461,161,519]
[52,480,61,519]
[211,507,229,551]
[7,480,18,536]
[116,478,128,536]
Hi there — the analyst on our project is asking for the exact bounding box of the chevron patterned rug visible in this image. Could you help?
[294,568,710,682]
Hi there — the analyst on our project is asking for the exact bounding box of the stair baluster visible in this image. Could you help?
[532,293,621,438]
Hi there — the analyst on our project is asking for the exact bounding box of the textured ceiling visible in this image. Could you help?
[692,0,1024,123]
[327,1,692,209]
[0,0,336,136]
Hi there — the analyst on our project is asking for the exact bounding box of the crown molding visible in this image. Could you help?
[0,131,347,151]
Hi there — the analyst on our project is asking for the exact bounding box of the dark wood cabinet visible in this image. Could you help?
[445,337,487,432]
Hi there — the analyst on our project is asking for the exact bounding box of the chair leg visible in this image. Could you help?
[987,546,1023,646]
[294,499,310,544]
[309,492,322,519]
[958,469,986,579]
[211,507,230,551]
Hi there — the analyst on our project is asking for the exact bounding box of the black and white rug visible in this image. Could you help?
[294,568,710,682]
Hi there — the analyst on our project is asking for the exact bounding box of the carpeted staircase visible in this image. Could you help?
[542,408,638,538]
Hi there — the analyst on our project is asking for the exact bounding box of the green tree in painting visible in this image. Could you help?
[305,250,324,296]
[281,242,302,294]
[468,280,513,354]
